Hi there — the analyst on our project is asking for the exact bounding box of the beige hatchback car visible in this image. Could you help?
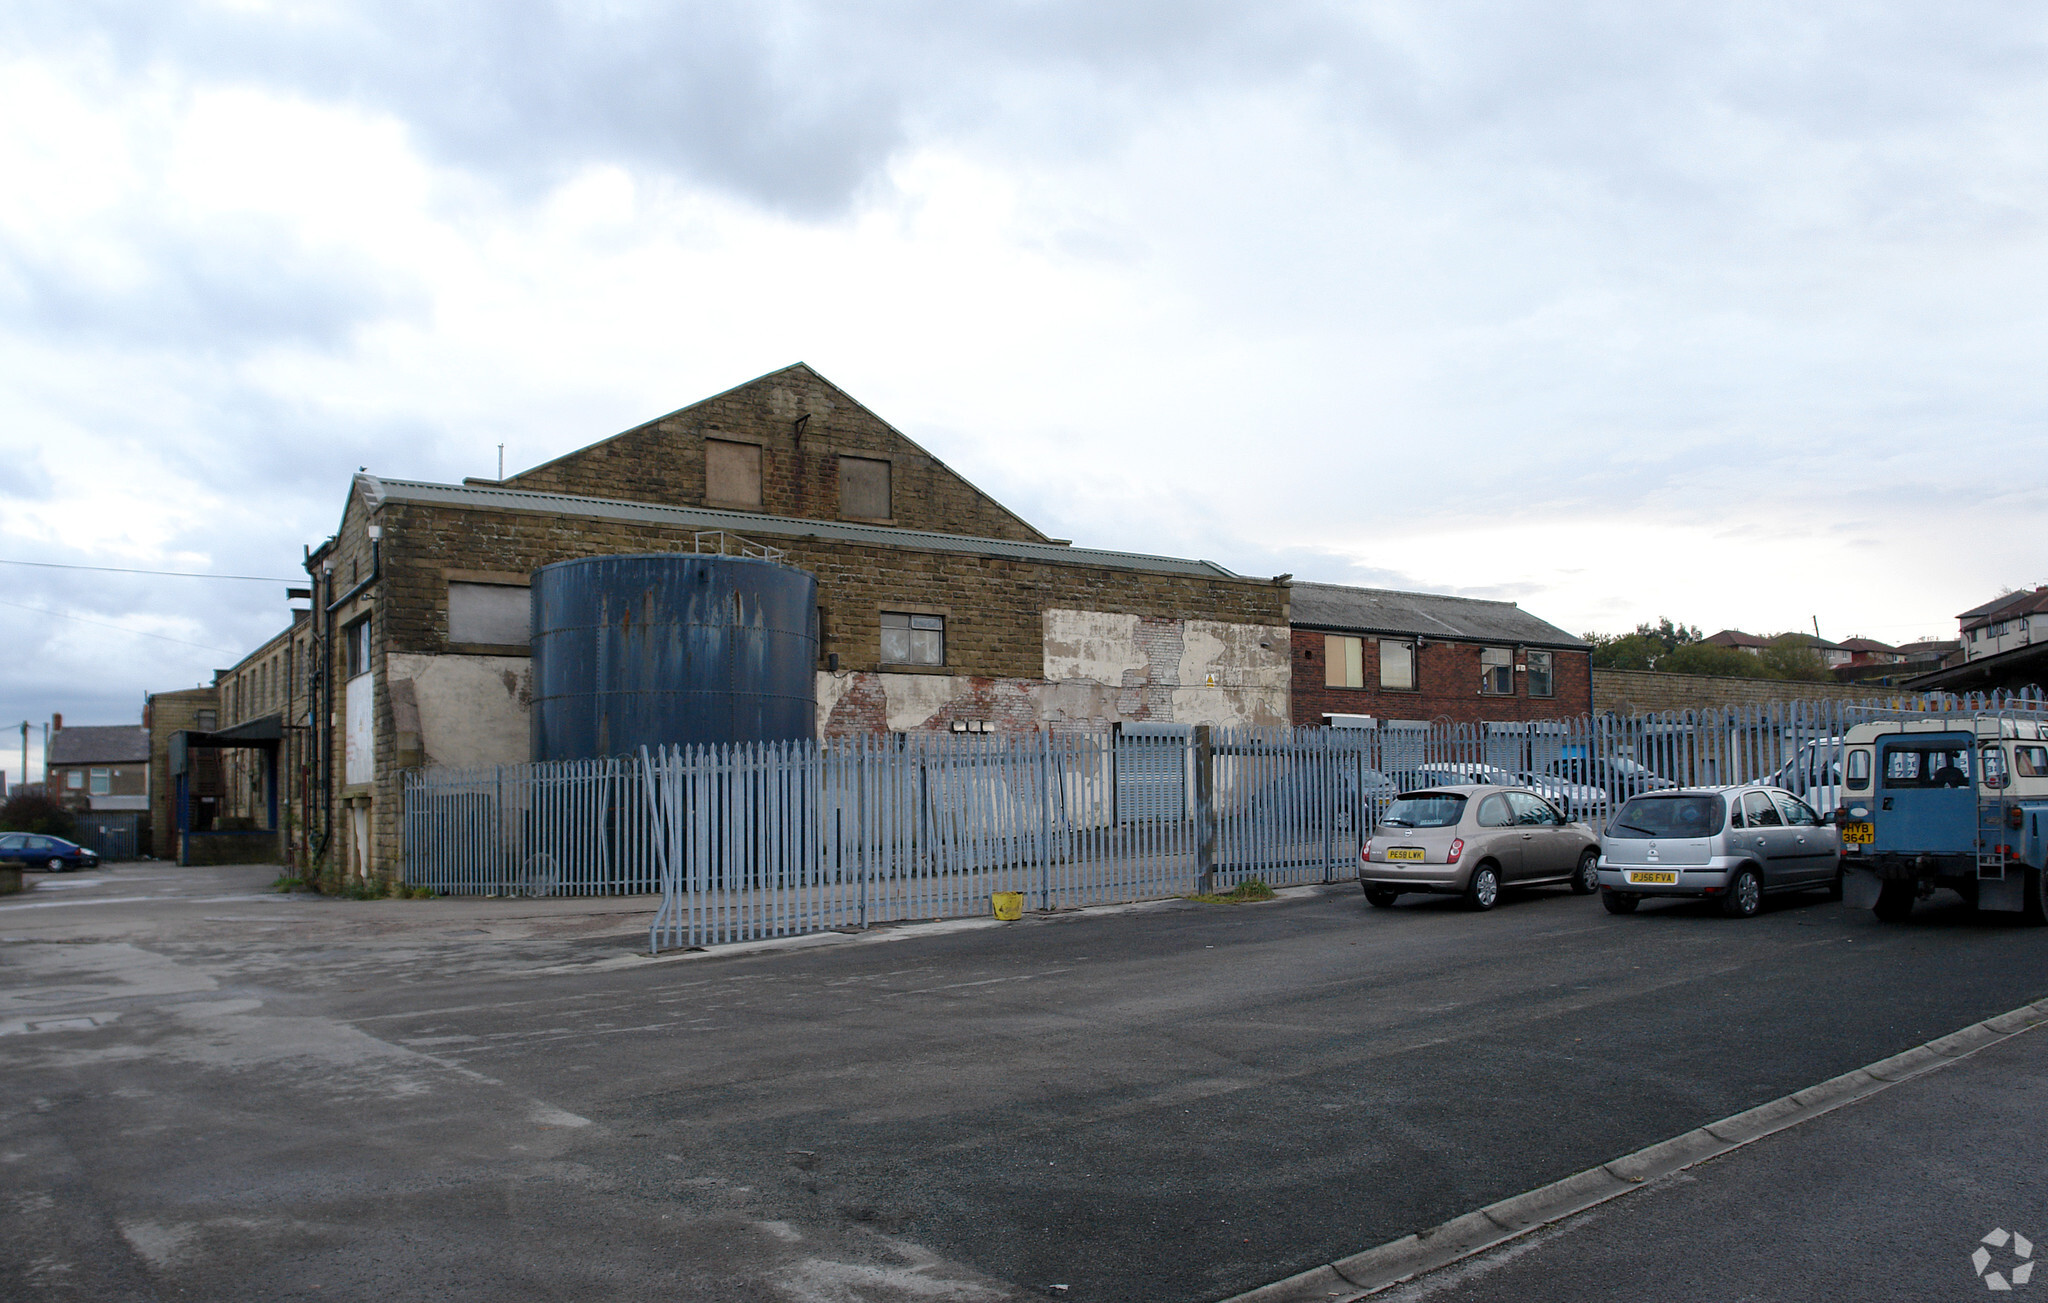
[1359,784,1601,910]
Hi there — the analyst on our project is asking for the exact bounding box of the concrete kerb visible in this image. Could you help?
[1222,997,2048,1303]
[525,883,1335,974]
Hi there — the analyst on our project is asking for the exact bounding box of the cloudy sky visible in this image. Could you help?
[4,1,2047,771]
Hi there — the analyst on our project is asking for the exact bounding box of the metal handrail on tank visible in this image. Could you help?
[692,530,788,563]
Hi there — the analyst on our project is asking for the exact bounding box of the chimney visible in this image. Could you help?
[51,712,62,732]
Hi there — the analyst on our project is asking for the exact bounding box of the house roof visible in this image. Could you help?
[358,476,1243,580]
[1838,637,1898,654]
[48,725,148,765]
[1703,629,1771,650]
[1904,637,2048,694]
[1288,582,1587,648]
[1958,588,2048,631]
[1896,639,1960,658]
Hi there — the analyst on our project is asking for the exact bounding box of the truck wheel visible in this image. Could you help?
[1827,860,1845,902]
[2026,868,2048,927]
[1873,882,1915,922]
[1602,891,1639,915]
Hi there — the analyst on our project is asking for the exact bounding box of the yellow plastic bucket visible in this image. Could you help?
[991,891,1024,921]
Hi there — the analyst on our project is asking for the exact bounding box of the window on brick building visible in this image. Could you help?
[705,439,763,508]
[1480,646,1514,695]
[197,710,217,731]
[65,769,83,790]
[90,768,110,796]
[839,456,891,519]
[448,582,530,646]
[1324,635,1364,688]
[1526,650,1555,698]
[880,612,943,666]
[1379,639,1416,691]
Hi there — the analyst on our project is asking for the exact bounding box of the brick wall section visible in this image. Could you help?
[1593,668,1900,715]
[1291,628,1593,726]
[143,687,218,858]
[500,365,1051,543]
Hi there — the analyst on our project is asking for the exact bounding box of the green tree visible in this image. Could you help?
[1660,642,1777,678]
[1586,618,1703,670]
[0,791,76,839]
[1755,636,1834,682]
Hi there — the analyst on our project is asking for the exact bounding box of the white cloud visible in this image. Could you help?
[2,1,2047,740]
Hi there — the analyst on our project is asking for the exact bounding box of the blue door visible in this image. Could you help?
[1873,733,1976,856]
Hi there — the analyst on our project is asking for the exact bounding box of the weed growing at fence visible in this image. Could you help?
[1186,878,1276,905]
[269,874,306,893]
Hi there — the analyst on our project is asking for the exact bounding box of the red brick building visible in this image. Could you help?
[1289,582,1591,727]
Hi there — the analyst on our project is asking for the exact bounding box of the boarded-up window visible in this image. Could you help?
[1324,635,1364,688]
[448,582,530,646]
[839,456,891,519]
[706,439,762,507]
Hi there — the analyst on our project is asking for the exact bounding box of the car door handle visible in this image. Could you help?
[1755,837,1767,847]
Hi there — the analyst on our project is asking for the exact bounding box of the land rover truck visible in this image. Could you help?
[1838,712,2048,922]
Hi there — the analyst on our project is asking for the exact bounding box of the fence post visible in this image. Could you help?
[1194,724,1216,895]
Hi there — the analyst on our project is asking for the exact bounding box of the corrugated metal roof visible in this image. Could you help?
[49,725,148,765]
[360,476,1240,579]
[1289,581,1587,648]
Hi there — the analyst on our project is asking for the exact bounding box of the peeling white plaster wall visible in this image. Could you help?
[814,670,855,737]
[388,653,532,768]
[1171,620,1291,727]
[881,674,967,731]
[1042,610,1148,685]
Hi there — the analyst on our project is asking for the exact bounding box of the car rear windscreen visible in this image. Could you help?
[1608,794,1725,838]
[1382,793,1467,828]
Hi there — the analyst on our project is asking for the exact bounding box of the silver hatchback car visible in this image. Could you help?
[1597,784,1843,918]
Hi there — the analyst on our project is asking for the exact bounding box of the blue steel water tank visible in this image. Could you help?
[530,553,818,760]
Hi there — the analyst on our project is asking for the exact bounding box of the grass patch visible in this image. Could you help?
[1185,878,1277,905]
[269,874,307,893]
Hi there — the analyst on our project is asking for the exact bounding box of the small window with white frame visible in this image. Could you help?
[90,768,110,796]
[880,612,943,666]
[65,769,84,790]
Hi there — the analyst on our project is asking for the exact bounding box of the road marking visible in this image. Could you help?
[1224,996,2048,1303]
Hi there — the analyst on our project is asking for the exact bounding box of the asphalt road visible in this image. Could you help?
[1373,1014,2048,1302]
[3,865,2045,1301]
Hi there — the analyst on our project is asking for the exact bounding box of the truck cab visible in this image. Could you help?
[1838,712,2048,922]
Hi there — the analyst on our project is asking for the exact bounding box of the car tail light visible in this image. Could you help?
[1447,838,1464,864]
[1360,839,1373,861]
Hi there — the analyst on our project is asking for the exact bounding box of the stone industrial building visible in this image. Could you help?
[183,363,1589,881]
[280,365,1292,878]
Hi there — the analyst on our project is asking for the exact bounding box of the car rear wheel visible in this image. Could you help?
[1721,867,1762,918]
[1571,849,1599,895]
[1364,887,1400,908]
[45,858,65,872]
[1463,864,1500,912]
[1602,890,1639,914]
[1873,882,1916,922]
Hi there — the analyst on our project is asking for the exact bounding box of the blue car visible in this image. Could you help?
[0,832,100,871]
